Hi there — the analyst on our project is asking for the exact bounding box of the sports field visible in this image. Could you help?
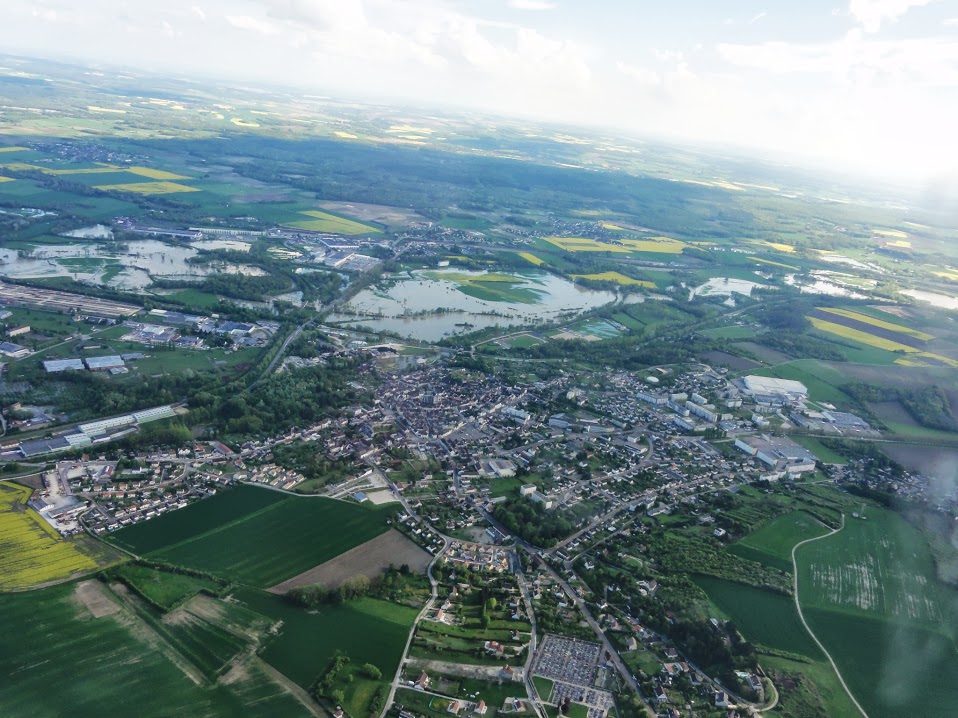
[796,507,958,717]
[285,210,380,235]
[107,485,391,587]
[0,481,99,590]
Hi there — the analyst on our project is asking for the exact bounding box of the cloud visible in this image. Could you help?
[749,11,767,24]
[509,0,557,10]
[847,0,933,33]
[225,14,281,35]
[945,17,958,26]
[191,6,206,22]
[718,31,958,87]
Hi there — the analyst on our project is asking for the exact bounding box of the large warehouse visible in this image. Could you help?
[741,375,809,400]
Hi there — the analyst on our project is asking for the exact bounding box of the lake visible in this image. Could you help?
[329,269,619,341]
[689,277,770,299]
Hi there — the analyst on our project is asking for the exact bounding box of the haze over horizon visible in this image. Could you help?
[2,0,957,184]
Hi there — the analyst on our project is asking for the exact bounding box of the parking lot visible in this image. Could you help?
[533,635,602,687]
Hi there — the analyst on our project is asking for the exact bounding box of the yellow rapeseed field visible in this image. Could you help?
[95,181,200,195]
[0,176,13,183]
[543,237,631,253]
[759,241,796,253]
[619,237,688,254]
[0,146,28,153]
[47,165,122,175]
[873,228,908,238]
[817,307,934,341]
[807,316,919,353]
[572,272,655,288]
[518,252,544,266]
[0,482,98,591]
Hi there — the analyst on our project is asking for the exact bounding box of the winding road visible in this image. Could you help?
[790,514,870,718]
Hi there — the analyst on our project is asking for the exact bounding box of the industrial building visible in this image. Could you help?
[734,435,817,475]
[43,358,85,373]
[0,341,30,359]
[84,355,125,371]
[740,375,809,401]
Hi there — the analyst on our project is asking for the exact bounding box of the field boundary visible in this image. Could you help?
[791,514,870,718]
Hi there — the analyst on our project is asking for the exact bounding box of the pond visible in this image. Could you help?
[784,273,868,299]
[329,269,620,341]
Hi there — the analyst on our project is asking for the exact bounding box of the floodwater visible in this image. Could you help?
[784,272,868,299]
[901,289,958,311]
[689,277,769,299]
[329,269,619,341]
[62,224,114,239]
[191,239,251,252]
[0,239,265,290]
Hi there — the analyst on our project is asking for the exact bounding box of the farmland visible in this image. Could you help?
[542,236,630,253]
[285,209,381,235]
[571,272,655,287]
[95,180,200,194]
[0,582,316,718]
[694,575,821,658]
[729,511,830,573]
[107,485,391,587]
[518,252,544,266]
[0,481,100,590]
[796,507,958,718]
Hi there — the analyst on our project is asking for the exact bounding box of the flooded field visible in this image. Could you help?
[0,239,265,289]
[330,269,619,341]
[690,277,770,299]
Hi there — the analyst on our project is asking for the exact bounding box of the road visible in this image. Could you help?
[791,515,869,718]
[248,320,313,387]
[515,567,546,718]
[534,560,654,717]
[380,540,449,718]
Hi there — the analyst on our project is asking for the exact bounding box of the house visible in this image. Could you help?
[333,707,345,718]
[447,701,462,715]
[714,691,730,708]
[499,665,516,681]
[474,701,487,715]
[484,640,504,655]
[653,685,670,704]
[416,672,430,690]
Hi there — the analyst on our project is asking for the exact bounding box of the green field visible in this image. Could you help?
[107,485,390,587]
[0,583,314,718]
[796,508,958,718]
[792,435,848,464]
[239,589,417,715]
[425,271,546,304]
[729,511,830,573]
[694,575,821,657]
[114,563,224,609]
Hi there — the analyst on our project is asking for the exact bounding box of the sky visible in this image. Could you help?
[1,0,957,182]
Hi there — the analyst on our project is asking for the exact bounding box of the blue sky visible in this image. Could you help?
[1,0,956,181]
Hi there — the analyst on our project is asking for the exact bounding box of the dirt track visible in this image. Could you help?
[267,529,431,593]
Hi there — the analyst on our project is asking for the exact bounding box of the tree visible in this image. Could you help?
[362,663,382,680]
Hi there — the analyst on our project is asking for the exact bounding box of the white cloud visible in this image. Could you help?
[225,14,281,35]
[718,31,958,87]
[191,6,206,22]
[847,0,933,33]
[945,17,958,26]
[749,11,767,24]
[508,0,557,10]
